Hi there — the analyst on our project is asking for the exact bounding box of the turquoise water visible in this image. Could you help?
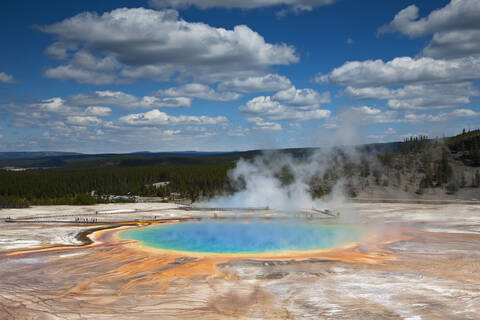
[120,220,363,254]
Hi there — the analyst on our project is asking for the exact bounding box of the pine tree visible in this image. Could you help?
[437,150,453,185]
[474,170,480,188]
[460,172,467,188]
[472,139,480,165]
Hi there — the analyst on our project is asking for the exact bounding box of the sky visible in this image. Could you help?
[0,0,479,153]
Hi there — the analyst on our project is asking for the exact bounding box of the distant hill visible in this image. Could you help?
[0,151,82,159]
[0,142,406,169]
[0,150,263,169]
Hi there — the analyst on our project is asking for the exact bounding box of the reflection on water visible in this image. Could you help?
[120,220,363,254]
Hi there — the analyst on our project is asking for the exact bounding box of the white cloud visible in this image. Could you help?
[44,50,119,85]
[321,1,480,126]
[227,126,250,137]
[84,106,112,116]
[379,1,480,59]
[31,98,73,114]
[149,0,335,12]
[404,108,480,122]
[246,117,282,131]
[40,8,298,84]
[239,86,331,121]
[347,105,479,124]
[44,41,77,60]
[66,116,102,126]
[424,29,480,59]
[164,129,181,136]
[29,97,116,117]
[1,97,113,130]
[323,106,400,128]
[70,90,191,108]
[351,106,381,115]
[0,134,3,139]
[343,82,479,109]
[384,127,396,135]
[318,56,480,87]
[119,109,228,126]
[158,83,241,102]
[274,86,330,108]
[379,1,480,38]
[218,74,291,93]
[324,104,480,131]
[0,72,17,84]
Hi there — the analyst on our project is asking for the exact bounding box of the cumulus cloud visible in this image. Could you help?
[343,82,479,109]
[1,97,112,130]
[31,98,73,114]
[30,98,115,116]
[158,83,242,102]
[44,41,78,60]
[66,116,102,126]
[320,106,401,146]
[384,127,396,134]
[239,86,331,121]
[379,0,480,59]
[379,0,480,37]
[1,98,232,152]
[323,0,480,118]
[70,90,191,108]
[325,105,480,130]
[227,126,250,137]
[39,8,298,84]
[2,90,191,132]
[84,106,112,116]
[350,106,401,123]
[274,86,330,107]
[351,106,382,115]
[349,105,480,123]
[246,117,282,131]
[0,72,17,84]
[317,56,480,87]
[44,50,119,85]
[218,74,291,93]
[404,108,480,122]
[1,88,235,153]
[423,29,480,59]
[119,109,228,126]
[149,0,335,12]
[323,2,480,120]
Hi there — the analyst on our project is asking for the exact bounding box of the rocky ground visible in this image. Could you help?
[0,202,479,319]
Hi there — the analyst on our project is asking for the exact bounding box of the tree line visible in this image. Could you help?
[0,164,233,208]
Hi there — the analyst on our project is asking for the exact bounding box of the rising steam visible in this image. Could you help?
[199,148,356,212]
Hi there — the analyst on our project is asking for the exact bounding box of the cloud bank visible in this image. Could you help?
[39,8,298,84]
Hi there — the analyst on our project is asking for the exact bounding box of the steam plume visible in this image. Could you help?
[200,148,352,211]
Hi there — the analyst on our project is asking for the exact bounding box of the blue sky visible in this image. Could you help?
[0,0,479,153]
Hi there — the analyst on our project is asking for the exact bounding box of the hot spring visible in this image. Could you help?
[120,220,364,254]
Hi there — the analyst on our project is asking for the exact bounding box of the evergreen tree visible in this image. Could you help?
[437,150,453,185]
[474,170,480,188]
[460,172,467,188]
[472,139,480,165]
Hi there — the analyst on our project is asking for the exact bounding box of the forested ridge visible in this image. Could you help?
[0,164,233,208]
[1,129,479,208]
